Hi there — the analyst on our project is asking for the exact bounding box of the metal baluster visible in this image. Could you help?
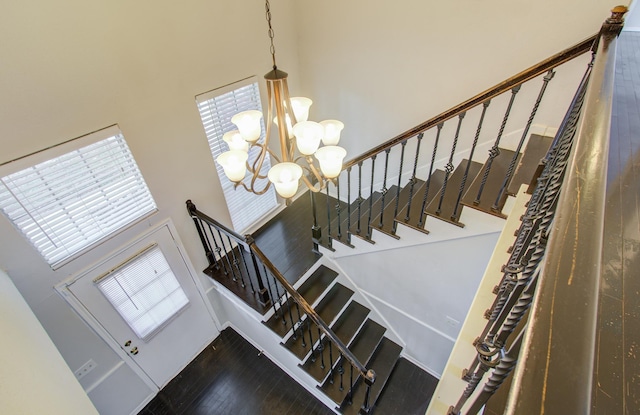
[338,354,345,391]
[225,235,246,288]
[294,303,306,347]
[366,155,377,239]
[378,149,391,228]
[474,86,521,205]
[418,124,443,227]
[392,140,408,234]
[261,263,279,317]
[318,328,325,369]
[247,238,270,305]
[329,341,335,384]
[207,224,226,274]
[493,70,555,211]
[308,321,316,362]
[325,184,332,249]
[448,350,499,415]
[356,162,363,234]
[361,370,376,414]
[187,201,216,267]
[436,113,466,216]
[452,102,490,221]
[347,364,354,405]
[347,167,352,244]
[310,189,321,252]
[336,179,342,240]
[264,264,287,325]
[217,229,236,280]
[404,133,424,223]
[239,246,256,293]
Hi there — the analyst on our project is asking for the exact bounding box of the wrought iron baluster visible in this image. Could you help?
[336,179,342,239]
[308,321,316,362]
[474,86,521,205]
[310,189,321,252]
[493,70,555,211]
[329,341,335,384]
[187,202,215,266]
[347,167,352,244]
[418,124,443,227]
[378,149,391,228]
[348,364,354,405]
[405,133,424,223]
[338,354,345,391]
[356,162,363,234]
[295,302,306,347]
[318,328,325,369]
[436,113,466,216]
[326,184,332,248]
[366,155,377,239]
[392,140,408,234]
[225,235,246,288]
[207,224,226,274]
[217,229,236,280]
[452,102,490,221]
[361,370,376,414]
[265,264,287,325]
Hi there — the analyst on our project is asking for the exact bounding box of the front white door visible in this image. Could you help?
[64,223,218,388]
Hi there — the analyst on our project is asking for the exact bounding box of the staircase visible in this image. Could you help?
[186,31,602,415]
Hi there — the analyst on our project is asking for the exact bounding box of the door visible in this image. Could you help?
[64,222,218,388]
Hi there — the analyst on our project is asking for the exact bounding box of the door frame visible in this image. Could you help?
[55,219,222,393]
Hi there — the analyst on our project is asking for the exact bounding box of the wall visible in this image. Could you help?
[0,269,99,415]
[293,0,624,161]
[0,0,298,413]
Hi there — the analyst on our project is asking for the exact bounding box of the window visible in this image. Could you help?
[196,77,278,233]
[95,244,189,341]
[0,126,157,268]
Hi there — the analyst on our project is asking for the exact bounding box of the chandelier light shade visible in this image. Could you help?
[215,0,347,199]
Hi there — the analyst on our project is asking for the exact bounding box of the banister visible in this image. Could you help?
[504,7,624,414]
[343,34,597,171]
[247,238,376,385]
[186,199,250,250]
[186,200,375,386]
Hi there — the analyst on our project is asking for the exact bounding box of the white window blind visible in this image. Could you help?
[196,78,278,233]
[95,244,189,341]
[0,127,157,268]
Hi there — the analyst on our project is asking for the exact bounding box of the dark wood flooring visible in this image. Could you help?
[138,328,437,415]
[593,30,640,414]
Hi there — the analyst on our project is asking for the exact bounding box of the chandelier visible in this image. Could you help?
[216,0,347,199]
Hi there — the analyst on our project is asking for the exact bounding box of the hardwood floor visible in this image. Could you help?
[138,328,437,415]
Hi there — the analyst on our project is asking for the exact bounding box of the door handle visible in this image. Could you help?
[124,340,132,347]
[130,347,139,355]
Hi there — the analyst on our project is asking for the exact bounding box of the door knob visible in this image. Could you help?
[130,347,139,355]
[124,340,132,347]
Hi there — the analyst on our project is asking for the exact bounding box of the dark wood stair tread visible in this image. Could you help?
[300,301,370,382]
[395,170,445,233]
[507,134,553,196]
[282,284,354,359]
[263,265,339,337]
[319,319,386,405]
[339,338,403,415]
[461,149,518,218]
[425,160,483,226]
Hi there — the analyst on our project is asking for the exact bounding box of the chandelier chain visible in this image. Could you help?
[265,0,277,69]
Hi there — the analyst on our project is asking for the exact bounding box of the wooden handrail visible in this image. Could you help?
[186,199,250,250]
[504,8,624,414]
[248,240,376,384]
[343,34,597,170]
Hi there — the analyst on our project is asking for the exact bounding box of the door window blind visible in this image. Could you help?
[0,127,157,268]
[196,78,278,233]
[95,244,189,341]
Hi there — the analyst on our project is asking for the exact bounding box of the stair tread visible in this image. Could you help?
[339,338,403,415]
[300,301,370,382]
[395,170,446,232]
[425,159,483,226]
[320,319,386,405]
[461,149,519,218]
[263,265,339,338]
[507,134,554,196]
[283,284,354,359]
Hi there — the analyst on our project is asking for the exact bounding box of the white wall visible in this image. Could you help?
[0,0,298,412]
[293,1,625,161]
[0,269,99,415]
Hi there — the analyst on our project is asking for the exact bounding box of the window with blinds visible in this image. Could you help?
[196,77,278,233]
[95,244,189,341]
[0,126,157,268]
